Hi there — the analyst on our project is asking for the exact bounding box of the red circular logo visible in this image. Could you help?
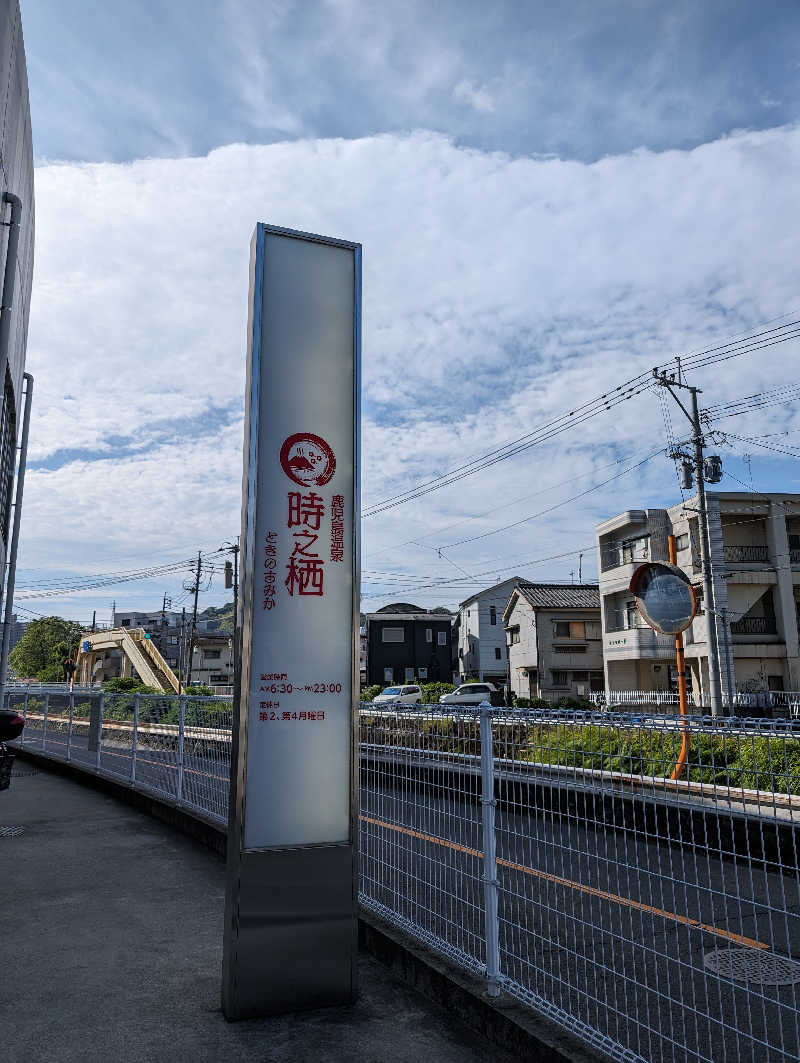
[279,433,336,487]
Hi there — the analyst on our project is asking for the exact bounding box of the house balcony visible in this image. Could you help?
[603,625,675,658]
[723,545,770,565]
[730,616,778,638]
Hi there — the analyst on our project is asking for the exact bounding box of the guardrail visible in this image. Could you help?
[9,689,800,1063]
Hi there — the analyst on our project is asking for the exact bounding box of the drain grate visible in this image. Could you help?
[704,948,800,986]
[0,824,25,838]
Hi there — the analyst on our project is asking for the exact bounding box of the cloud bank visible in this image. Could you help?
[22,124,800,615]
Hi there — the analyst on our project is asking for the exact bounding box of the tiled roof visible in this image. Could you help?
[515,583,600,610]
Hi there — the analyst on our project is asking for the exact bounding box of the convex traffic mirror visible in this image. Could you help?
[629,561,697,635]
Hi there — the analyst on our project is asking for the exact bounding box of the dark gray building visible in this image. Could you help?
[365,603,453,687]
[0,0,33,580]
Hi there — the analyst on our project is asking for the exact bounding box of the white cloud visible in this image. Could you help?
[453,78,495,114]
[22,124,800,617]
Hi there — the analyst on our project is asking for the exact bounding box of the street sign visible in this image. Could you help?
[222,224,360,1021]
[629,561,697,635]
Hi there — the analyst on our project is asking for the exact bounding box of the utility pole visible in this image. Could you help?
[178,606,187,689]
[654,367,723,716]
[578,552,583,582]
[186,552,202,688]
[222,539,240,682]
[91,610,96,633]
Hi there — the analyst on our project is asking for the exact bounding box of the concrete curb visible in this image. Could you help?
[12,746,604,1063]
[358,910,610,1063]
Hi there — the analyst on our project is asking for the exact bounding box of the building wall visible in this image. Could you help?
[190,636,234,689]
[458,578,521,681]
[506,599,603,700]
[366,616,452,686]
[596,493,800,706]
[0,0,33,564]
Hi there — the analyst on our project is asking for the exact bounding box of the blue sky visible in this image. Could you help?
[14,0,800,621]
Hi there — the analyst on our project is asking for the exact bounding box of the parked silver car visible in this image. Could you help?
[438,682,500,706]
[372,684,423,706]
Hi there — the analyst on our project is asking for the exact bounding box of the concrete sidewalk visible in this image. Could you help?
[0,764,517,1063]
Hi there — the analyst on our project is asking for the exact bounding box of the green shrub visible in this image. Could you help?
[420,682,455,703]
[555,695,593,710]
[103,676,145,694]
[515,697,531,708]
[361,685,383,702]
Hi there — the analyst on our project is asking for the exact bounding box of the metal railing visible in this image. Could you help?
[9,687,800,1062]
[723,544,771,564]
[731,615,779,636]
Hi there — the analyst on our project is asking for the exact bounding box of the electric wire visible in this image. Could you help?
[362,318,800,518]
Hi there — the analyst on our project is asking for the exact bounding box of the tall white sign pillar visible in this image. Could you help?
[222,224,361,1019]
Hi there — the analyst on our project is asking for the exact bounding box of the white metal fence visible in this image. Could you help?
[591,689,800,718]
[8,687,800,1062]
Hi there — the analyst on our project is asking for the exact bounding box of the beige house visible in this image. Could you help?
[189,633,234,693]
[596,492,800,701]
[503,583,603,702]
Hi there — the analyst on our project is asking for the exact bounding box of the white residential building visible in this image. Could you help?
[596,492,800,703]
[503,583,603,701]
[457,577,526,685]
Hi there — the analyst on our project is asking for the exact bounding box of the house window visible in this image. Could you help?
[554,645,587,653]
[510,627,520,644]
[438,631,447,645]
[490,606,497,626]
[585,621,602,640]
[426,628,432,642]
[625,601,640,629]
[210,674,228,684]
[554,621,586,639]
[675,533,690,552]
[382,627,405,643]
[768,675,785,692]
[405,667,415,682]
[418,667,428,679]
[622,536,649,564]
[494,647,502,660]
[551,670,568,687]
[789,534,800,551]
[383,667,393,683]
[204,649,222,659]
[572,671,589,682]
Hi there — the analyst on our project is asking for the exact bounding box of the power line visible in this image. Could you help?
[362,317,800,518]
[439,448,663,550]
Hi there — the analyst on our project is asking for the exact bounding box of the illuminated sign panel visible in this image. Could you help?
[239,225,359,850]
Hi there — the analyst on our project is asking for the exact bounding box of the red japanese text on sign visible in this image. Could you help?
[263,531,278,610]
[330,494,344,562]
[286,492,326,596]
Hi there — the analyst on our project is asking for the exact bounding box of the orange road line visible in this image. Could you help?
[93,747,229,783]
[359,814,770,952]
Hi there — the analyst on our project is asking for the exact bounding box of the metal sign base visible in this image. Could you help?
[222,844,357,1019]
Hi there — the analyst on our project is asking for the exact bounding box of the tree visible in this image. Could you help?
[10,616,85,681]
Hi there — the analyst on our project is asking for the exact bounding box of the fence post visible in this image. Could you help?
[95,691,104,770]
[67,691,74,761]
[21,689,27,747]
[131,694,139,783]
[42,692,49,750]
[176,694,186,802]
[479,701,501,998]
